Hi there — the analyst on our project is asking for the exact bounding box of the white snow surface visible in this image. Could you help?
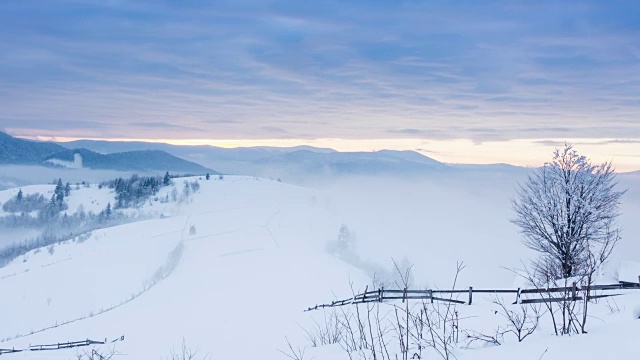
[0,176,367,359]
[0,174,638,359]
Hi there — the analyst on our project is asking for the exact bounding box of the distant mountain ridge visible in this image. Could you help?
[251,149,448,178]
[1,132,539,183]
[61,140,336,160]
[45,148,214,173]
[0,132,214,174]
[58,138,452,178]
[0,131,66,164]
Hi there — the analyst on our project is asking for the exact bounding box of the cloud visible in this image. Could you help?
[0,1,639,142]
[601,139,640,145]
[129,122,205,132]
[533,138,640,149]
[387,128,426,135]
[532,140,569,147]
[0,118,109,131]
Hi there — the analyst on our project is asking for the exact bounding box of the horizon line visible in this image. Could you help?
[9,133,640,173]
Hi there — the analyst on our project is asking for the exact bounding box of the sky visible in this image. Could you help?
[1,1,639,170]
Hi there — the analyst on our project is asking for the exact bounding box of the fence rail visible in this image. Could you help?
[305,280,640,311]
[0,337,123,356]
[0,349,22,355]
[29,339,106,351]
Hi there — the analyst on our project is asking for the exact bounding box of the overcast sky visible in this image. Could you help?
[1,1,639,168]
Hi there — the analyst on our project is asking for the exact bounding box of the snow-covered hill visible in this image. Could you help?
[0,176,370,358]
[0,174,638,359]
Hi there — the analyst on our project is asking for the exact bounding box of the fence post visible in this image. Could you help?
[468,286,473,305]
[403,288,407,303]
[515,288,521,304]
[361,285,368,304]
[572,282,577,301]
[429,289,433,303]
[637,275,640,287]
[379,287,383,303]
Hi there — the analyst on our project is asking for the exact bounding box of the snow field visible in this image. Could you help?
[0,174,638,359]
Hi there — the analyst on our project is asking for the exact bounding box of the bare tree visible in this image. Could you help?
[300,309,343,347]
[511,143,625,334]
[461,295,540,349]
[491,296,540,342]
[165,339,212,360]
[73,345,120,360]
[392,258,413,360]
[579,224,620,333]
[419,262,465,360]
[278,336,309,360]
[512,143,624,279]
[512,144,624,278]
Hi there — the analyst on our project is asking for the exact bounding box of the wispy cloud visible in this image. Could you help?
[0,0,639,143]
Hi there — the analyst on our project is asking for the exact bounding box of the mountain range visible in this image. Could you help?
[1,131,531,185]
[0,131,66,164]
[0,132,213,174]
[59,137,454,178]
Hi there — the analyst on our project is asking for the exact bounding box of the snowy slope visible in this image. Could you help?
[0,176,370,359]
[0,174,638,359]
[0,184,117,247]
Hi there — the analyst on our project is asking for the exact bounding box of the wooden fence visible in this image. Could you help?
[29,339,106,351]
[0,348,21,355]
[0,337,122,356]
[305,279,640,312]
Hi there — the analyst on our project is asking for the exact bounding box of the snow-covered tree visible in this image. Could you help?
[511,143,625,279]
[512,144,625,335]
[336,224,356,253]
[326,224,357,259]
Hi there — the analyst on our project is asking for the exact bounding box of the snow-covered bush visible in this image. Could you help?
[143,242,184,290]
[189,180,200,193]
[0,209,134,267]
[2,191,47,213]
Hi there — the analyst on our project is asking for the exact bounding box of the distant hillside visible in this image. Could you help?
[10,134,543,182]
[44,148,215,173]
[56,139,462,179]
[62,139,450,178]
[252,149,448,178]
[0,132,214,174]
[61,139,335,158]
[59,139,336,173]
[0,131,66,164]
